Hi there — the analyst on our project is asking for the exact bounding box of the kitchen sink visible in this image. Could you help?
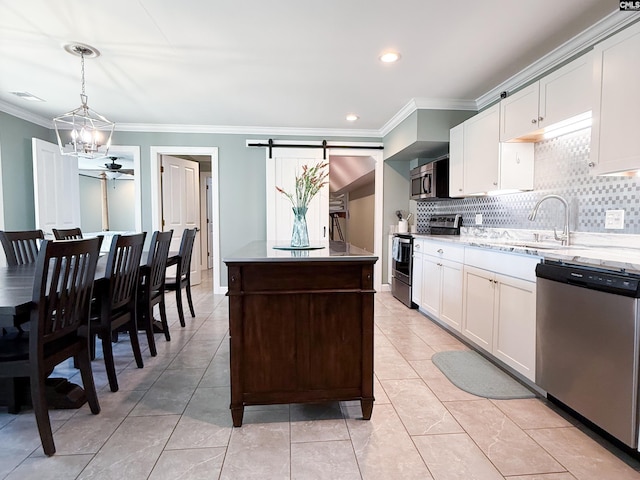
[502,241,564,250]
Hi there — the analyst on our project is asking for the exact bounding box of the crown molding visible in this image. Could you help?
[115,122,381,138]
[379,98,477,137]
[0,100,52,128]
[476,11,640,109]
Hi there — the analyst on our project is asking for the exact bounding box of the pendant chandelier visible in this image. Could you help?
[53,44,114,159]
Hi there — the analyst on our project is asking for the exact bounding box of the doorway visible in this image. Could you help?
[149,146,221,294]
[328,148,383,292]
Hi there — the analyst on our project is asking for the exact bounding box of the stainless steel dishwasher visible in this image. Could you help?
[536,261,640,449]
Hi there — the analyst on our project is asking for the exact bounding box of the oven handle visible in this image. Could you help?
[395,237,412,244]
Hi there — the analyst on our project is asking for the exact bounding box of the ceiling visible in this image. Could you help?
[0,1,625,135]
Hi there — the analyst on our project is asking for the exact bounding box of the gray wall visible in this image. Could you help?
[107,178,135,232]
[79,175,103,232]
[0,112,53,229]
[0,113,380,287]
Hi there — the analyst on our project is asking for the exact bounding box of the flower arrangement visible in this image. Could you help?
[276,161,329,209]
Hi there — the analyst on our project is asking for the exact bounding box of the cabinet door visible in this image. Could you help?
[499,82,540,142]
[591,21,640,175]
[493,275,536,381]
[539,52,591,129]
[463,104,500,195]
[462,265,495,351]
[499,143,534,191]
[439,259,463,332]
[449,123,464,198]
[421,255,441,319]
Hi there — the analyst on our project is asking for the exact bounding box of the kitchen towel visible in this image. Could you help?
[432,350,536,400]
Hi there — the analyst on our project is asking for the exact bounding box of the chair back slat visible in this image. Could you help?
[178,228,197,278]
[104,233,146,311]
[0,230,45,266]
[31,238,101,343]
[147,230,173,291]
[52,228,83,240]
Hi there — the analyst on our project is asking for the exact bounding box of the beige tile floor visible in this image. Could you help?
[1,271,640,479]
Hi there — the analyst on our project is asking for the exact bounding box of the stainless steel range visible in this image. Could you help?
[391,214,462,308]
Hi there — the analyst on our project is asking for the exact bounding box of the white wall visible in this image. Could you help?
[347,183,375,253]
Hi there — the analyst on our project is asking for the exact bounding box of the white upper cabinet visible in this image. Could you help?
[462,104,534,195]
[463,104,500,194]
[590,21,640,176]
[500,83,540,142]
[500,52,592,142]
[449,123,464,198]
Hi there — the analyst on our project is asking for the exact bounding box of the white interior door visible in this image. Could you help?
[32,138,80,235]
[162,155,201,285]
[266,148,328,243]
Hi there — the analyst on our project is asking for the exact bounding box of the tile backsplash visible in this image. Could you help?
[416,127,640,234]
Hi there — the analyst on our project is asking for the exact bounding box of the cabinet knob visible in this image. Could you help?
[458,188,463,192]
[493,182,498,186]
[414,244,420,250]
[538,116,544,122]
[588,162,595,168]
[437,249,443,254]
[231,275,236,283]
[531,118,537,124]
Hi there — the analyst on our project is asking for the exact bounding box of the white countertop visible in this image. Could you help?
[410,229,640,273]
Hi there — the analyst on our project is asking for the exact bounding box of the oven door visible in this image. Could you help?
[411,169,433,200]
[392,235,412,284]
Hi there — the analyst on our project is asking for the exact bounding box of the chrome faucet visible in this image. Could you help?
[527,194,570,246]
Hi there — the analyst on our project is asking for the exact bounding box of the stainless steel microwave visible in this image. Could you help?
[410,156,450,200]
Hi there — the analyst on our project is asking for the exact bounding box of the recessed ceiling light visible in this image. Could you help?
[379,51,401,63]
[10,91,44,102]
[346,113,359,122]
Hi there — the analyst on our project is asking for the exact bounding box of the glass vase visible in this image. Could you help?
[291,206,309,247]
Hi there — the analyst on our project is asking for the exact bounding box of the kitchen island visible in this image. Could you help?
[223,241,377,427]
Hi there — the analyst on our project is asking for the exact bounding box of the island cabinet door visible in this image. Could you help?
[241,294,298,393]
[304,292,363,391]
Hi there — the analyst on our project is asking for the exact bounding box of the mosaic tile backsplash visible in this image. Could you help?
[416,127,640,234]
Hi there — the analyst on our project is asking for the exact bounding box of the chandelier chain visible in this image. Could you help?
[80,51,86,97]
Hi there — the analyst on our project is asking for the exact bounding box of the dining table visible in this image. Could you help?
[0,249,180,411]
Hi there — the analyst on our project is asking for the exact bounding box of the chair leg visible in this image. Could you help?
[75,352,100,415]
[30,370,55,456]
[145,305,157,357]
[175,286,186,328]
[159,299,170,342]
[7,377,21,414]
[128,319,144,369]
[89,333,97,361]
[101,333,119,392]
[186,280,195,318]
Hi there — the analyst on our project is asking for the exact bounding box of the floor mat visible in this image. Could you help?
[432,350,536,399]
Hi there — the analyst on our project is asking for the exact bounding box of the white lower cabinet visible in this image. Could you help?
[462,248,539,381]
[412,240,539,382]
[420,240,464,332]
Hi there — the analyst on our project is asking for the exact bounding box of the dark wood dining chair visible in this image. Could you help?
[52,227,83,240]
[0,229,44,266]
[0,237,102,456]
[137,230,173,357]
[89,232,146,392]
[165,228,197,327]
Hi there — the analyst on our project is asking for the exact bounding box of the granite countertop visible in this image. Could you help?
[223,240,378,263]
[410,230,640,273]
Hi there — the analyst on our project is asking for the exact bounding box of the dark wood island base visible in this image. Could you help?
[224,242,377,427]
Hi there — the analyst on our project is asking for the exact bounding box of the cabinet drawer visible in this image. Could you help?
[422,240,465,263]
[412,238,425,253]
[464,246,540,281]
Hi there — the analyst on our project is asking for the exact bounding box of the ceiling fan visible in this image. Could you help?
[103,156,134,176]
